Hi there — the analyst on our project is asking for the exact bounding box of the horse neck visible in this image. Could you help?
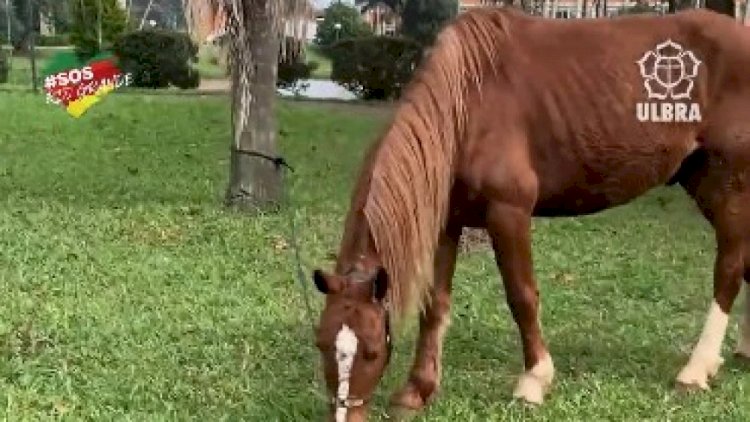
[335,207,380,276]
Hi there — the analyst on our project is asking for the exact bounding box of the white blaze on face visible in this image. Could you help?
[335,324,358,422]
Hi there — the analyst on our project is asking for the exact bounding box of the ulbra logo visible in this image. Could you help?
[635,39,702,123]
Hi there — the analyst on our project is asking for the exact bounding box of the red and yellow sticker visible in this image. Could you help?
[44,58,132,118]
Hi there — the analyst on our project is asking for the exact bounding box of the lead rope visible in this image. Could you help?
[235,149,324,400]
[233,148,316,335]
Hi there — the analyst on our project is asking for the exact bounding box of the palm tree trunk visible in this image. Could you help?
[745,0,750,24]
[582,0,588,17]
[225,0,282,209]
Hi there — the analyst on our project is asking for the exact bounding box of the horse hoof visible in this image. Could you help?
[513,375,545,405]
[389,380,433,412]
[675,355,722,393]
[675,367,712,392]
[512,353,554,406]
[675,378,710,392]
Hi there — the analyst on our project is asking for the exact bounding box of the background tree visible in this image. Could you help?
[0,1,24,45]
[69,0,127,59]
[358,0,406,14]
[127,0,187,30]
[4,0,40,50]
[314,3,371,47]
[185,0,312,210]
[401,0,457,46]
[39,0,72,33]
[618,0,659,14]
[704,0,734,15]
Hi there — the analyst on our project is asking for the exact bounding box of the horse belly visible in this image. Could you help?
[532,147,689,217]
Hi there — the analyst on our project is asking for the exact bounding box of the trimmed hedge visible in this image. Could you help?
[277,36,318,91]
[113,30,200,89]
[37,34,72,47]
[0,50,8,84]
[618,3,660,14]
[278,60,317,89]
[328,36,422,100]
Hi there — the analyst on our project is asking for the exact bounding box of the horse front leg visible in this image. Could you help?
[486,202,554,405]
[389,222,462,414]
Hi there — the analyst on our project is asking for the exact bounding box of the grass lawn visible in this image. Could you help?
[4,56,48,87]
[305,44,332,80]
[194,45,228,80]
[1,91,749,420]
[1,47,73,87]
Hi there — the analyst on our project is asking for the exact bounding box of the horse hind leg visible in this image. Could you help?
[389,222,462,415]
[675,149,750,390]
[486,201,554,405]
[675,234,744,390]
[732,265,750,358]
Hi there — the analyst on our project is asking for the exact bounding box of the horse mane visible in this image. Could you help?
[340,8,516,321]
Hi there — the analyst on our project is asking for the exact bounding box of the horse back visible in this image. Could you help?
[457,9,750,216]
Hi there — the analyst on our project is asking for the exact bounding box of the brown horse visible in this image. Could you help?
[311,7,750,421]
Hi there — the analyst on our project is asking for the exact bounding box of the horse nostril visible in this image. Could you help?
[364,349,379,361]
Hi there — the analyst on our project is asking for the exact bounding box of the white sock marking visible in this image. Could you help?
[677,300,729,388]
[513,352,554,405]
[335,324,358,422]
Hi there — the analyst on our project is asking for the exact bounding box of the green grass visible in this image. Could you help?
[1,91,749,420]
[1,47,72,87]
[3,55,48,87]
[194,45,228,80]
[305,44,331,80]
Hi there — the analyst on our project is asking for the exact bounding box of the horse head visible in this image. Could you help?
[312,265,392,422]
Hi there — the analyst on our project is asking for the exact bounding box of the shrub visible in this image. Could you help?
[401,0,458,47]
[278,60,318,95]
[0,50,8,84]
[277,36,317,93]
[70,0,127,60]
[315,3,372,47]
[329,36,421,100]
[113,30,200,89]
[617,3,660,15]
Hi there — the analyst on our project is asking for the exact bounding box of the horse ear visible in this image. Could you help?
[372,267,388,301]
[313,269,343,294]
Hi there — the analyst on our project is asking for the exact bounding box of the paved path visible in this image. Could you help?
[196,78,357,101]
[196,79,231,92]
